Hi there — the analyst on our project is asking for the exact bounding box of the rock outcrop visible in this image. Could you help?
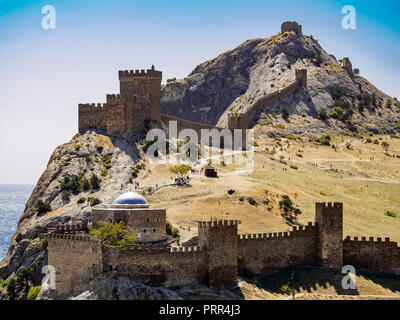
[161,22,399,132]
[0,131,142,290]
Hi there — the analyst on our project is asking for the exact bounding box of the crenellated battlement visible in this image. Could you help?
[238,222,317,240]
[119,66,162,80]
[198,219,240,229]
[316,202,343,209]
[78,103,106,111]
[104,243,204,253]
[344,236,399,246]
[106,94,126,104]
[45,233,100,243]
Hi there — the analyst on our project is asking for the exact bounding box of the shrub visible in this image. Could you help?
[385,211,397,218]
[166,221,180,238]
[82,178,90,191]
[90,221,137,248]
[35,200,52,215]
[96,145,104,153]
[290,165,298,170]
[90,174,100,189]
[331,85,346,100]
[61,192,70,202]
[60,175,81,195]
[318,108,328,121]
[41,238,48,250]
[316,134,331,146]
[15,233,22,243]
[88,197,102,207]
[247,197,257,206]
[279,196,302,216]
[27,286,42,300]
[77,197,86,204]
[280,107,289,120]
[6,278,17,299]
[100,170,108,177]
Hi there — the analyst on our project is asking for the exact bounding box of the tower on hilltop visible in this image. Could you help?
[78,65,162,138]
[118,65,162,122]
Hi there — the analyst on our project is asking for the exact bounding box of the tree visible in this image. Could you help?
[6,278,17,300]
[89,221,137,248]
[280,106,289,120]
[381,141,390,155]
[90,174,100,190]
[353,68,360,75]
[318,108,328,121]
[82,178,90,191]
[169,164,190,180]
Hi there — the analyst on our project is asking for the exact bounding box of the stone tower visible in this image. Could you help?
[316,202,343,269]
[281,21,302,34]
[118,65,162,126]
[198,220,239,289]
[295,69,307,87]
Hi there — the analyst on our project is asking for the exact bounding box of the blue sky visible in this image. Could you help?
[0,0,399,184]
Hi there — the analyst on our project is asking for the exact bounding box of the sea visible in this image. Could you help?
[0,185,34,261]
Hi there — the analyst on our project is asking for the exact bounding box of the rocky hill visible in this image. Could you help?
[161,22,399,133]
[0,132,143,295]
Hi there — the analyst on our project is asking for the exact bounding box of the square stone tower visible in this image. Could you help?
[198,220,239,289]
[118,65,162,123]
[316,202,343,269]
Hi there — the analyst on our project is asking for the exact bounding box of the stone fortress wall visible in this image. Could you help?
[44,203,400,296]
[78,46,307,148]
[232,68,307,127]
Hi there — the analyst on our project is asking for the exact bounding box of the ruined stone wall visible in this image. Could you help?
[91,207,167,243]
[198,220,239,289]
[238,223,318,274]
[102,245,207,288]
[342,58,354,77]
[46,234,102,295]
[343,237,400,275]
[281,21,302,34]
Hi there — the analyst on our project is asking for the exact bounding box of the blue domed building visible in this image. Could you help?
[91,191,167,243]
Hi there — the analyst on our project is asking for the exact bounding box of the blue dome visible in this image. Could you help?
[113,192,148,205]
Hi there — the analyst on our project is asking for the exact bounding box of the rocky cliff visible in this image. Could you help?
[161,24,399,133]
[0,131,143,298]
